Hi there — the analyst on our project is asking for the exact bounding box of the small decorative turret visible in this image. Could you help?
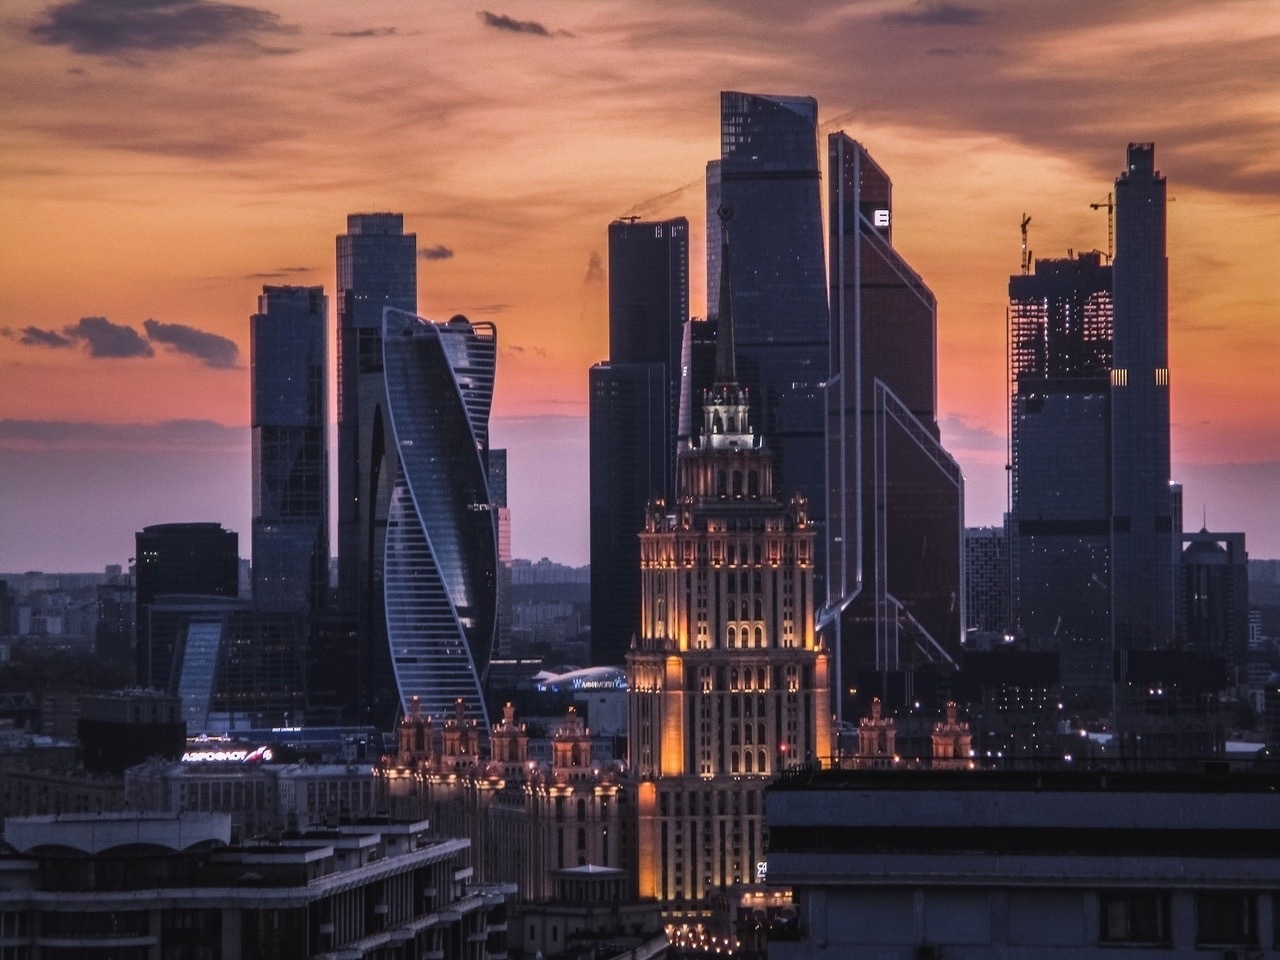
[441,698,481,772]
[931,701,974,769]
[396,696,436,767]
[489,701,529,776]
[856,697,897,767]
[551,706,593,780]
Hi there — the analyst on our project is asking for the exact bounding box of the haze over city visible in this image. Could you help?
[2,0,1277,570]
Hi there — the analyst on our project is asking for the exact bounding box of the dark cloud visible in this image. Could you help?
[29,0,292,56]
[419,244,455,261]
[0,418,247,452]
[68,316,154,358]
[882,1,987,26]
[19,327,75,348]
[469,304,511,315]
[331,27,397,38]
[143,319,239,368]
[241,266,311,279]
[583,252,605,285]
[478,10,572,37]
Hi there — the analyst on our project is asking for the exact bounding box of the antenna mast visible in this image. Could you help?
[1019,214,1032,275]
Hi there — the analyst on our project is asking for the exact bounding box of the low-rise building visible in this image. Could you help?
[766,767,1280,958]
[0,812,509,958]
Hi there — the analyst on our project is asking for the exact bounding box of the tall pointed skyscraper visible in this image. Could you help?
[824,134,964,719]
[336,213,417,723]
[715,92,829,596]
[630,214,832,906]
[1110,143,1174,650]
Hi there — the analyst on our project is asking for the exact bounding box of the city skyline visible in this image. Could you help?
[3,0,1279,570]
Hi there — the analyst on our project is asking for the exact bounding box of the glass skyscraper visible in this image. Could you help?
[1111,143,1174,651]
[589,361,668,666]
[336,213,417,722]
[590,217,689,666]
[714,92,829,596]
[1009,252,1114,699]
[607,215,689,501]
[251,285,328,616]
[825,134,964,718]
[382,310,498,729]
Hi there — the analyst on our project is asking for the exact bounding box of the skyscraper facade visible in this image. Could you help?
[589,362,668,666]
[1008,252,1114,696]
[965,526,1008,634]
[676,316,717,450]
[607,216,689,500]
[715,92,829,589]
[134,523,239,688]
[825,134,964,717]
[1110,143,1174,651]
[382,310,498,730]
[628,261,832,909]
[250,285,328,615]
[590,217,689,666]
[1181,529,1249,677]
[336,213,417,720]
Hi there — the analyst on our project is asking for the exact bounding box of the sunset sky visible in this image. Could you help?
[2,0,1277,570]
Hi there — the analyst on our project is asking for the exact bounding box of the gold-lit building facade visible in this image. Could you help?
[627,259,834,912]
[376,698,633,904]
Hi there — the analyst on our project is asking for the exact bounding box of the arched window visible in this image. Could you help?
[744,723,753,745]
[730,723,739,745]
[727,573,736,595]
[727,626,736,648]
[730,669,739,690]
[754,599,763,620]
[732,471,743,496]
[717,470,727,496]
[731,751,740,773]
[727,415,736,433]
[758,749,767,773]
[712,411,724,433]
[755,626,764,648]
[741,571,749,593]
[744,751,754,773]
[748,471,759,497]
[758,721,766,744]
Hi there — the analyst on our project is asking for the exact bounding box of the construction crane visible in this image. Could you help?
[1020,214,1032,275]
[1090,192,1114,261]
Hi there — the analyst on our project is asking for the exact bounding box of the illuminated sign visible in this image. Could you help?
[181,746,274,764]
[755,860,767,882]
[873,209,890,228]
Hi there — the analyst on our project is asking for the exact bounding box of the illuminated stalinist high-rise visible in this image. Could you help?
[628,214,833,914]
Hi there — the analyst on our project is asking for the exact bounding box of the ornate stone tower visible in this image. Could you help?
[628,211,834,913]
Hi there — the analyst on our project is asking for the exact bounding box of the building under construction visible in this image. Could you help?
[1008,251,1114,705]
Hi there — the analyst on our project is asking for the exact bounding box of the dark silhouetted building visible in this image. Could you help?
[607,216,689,499]
[966,526,1008,634]
[825,134,964,719]
[590,217,690,668]
[336,213,417,722]
[714,92,829,595]
[489,448,514,659]
[1114,650,1227,760]
[1181,529,1249,678]
[589,362,667,666]
[1111,143,1174,651]
[251,285,329,615]
[382,310,498,730]
[1008,250,1114,699]
[77,690,184,776]
[134,523,238,686]
[94,571,134,669]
